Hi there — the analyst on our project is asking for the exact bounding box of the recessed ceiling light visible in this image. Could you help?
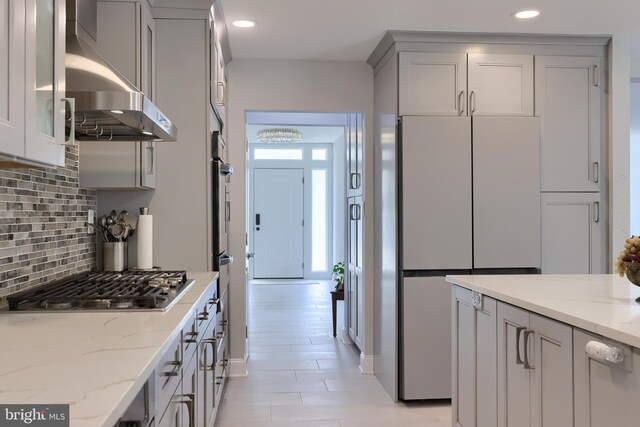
[233,20,257,28]
[513,10,540,19]
[110,110,124,115]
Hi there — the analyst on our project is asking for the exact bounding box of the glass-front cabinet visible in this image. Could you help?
[0,0,67,167]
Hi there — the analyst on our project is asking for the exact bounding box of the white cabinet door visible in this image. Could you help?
[399,52,467,116]
[401,116,472,270]
[535,56,602,192]
[468,53,533,116]
[24,0,66,166]
[574,329,640,427]
[473,117,541,269]
[529,314,573,427]
[0,0,25,158]
[452,286,497,427]
[541,193,603,274]
[402,277,452,400]
[497,302,531,427]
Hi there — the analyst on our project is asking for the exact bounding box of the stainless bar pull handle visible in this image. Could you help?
[147,144,155,175]
[202,338,217,371]
[62,98,75,145]
[523,330,535,369]
[594,65,600,87]
[356,204,362,220]
[177,393,195,427]
[350,173,358,189]
[356,173,362,190]
[593,161,599,184]
[515,326,526,365]
[470,91,476,114]
[458,90,465,115]
[594,201,600,223]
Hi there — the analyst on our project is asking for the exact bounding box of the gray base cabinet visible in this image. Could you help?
[497,302,573,427]
[574,329,640,427]
[452,286,497,427]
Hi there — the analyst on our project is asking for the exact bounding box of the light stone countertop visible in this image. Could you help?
[447,274,640,349]
[0,271,218,427]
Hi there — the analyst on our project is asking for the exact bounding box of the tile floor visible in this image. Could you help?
[216,280,451,427]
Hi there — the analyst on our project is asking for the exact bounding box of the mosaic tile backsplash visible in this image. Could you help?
[0,146,97,297]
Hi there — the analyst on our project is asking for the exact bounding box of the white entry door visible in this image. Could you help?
[253,168,304,278]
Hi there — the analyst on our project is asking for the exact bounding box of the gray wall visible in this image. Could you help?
[0,146,97,298]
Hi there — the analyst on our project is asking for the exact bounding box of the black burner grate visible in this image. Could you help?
[7,271,189,311]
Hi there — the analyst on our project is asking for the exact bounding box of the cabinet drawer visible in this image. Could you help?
[155,334,182,416]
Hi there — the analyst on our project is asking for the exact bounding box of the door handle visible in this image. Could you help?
[594,201,600,223]
[593,161,599,184]
[62,98,75,145]
[515,326,526,365]
[256,214,260,226]
[219,254,234,266]
[470,90,476,114]
[523,330,535,369]
[458,90,465,115]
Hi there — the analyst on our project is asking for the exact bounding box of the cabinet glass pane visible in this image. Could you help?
[0,0,9,120]
[36,0,55,136]
[146,25,153,100]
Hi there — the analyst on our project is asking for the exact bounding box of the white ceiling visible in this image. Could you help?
[221,0,640,62]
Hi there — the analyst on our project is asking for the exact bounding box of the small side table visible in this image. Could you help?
[331,290,344,337]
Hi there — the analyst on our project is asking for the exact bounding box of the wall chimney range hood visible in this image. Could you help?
[65,0,177,142]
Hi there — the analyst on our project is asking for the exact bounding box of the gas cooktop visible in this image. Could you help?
[6,271,194,312]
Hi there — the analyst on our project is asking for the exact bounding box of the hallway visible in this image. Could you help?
[217,280,451,427]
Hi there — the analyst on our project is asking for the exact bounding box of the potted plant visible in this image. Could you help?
[332,261,345,291]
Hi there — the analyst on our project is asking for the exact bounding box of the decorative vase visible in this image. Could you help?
[623,261,640,287]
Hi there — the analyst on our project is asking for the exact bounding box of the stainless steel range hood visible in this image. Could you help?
[65,0,177,142]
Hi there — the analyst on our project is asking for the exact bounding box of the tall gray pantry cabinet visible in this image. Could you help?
[369,32,609,402]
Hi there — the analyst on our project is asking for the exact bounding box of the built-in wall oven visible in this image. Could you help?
[212,131,233,283]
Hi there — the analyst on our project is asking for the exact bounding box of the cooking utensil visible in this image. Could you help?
[110,222,127,240]
[122,212,138,230]
[100,215,107,228]
[119,210,128,222]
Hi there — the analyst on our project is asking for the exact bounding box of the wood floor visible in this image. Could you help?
[216,280,451,427]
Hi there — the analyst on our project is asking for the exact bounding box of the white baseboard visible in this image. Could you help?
[359,352,374,374]
[227,358,248,377]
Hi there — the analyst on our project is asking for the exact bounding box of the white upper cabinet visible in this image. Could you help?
[468,53,534,116]
[535,56,602,192]
[0,0,25,158]
[0,0,66,167]
[399,52,467,116]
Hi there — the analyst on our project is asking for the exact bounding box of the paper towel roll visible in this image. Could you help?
[136,214,153,269]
